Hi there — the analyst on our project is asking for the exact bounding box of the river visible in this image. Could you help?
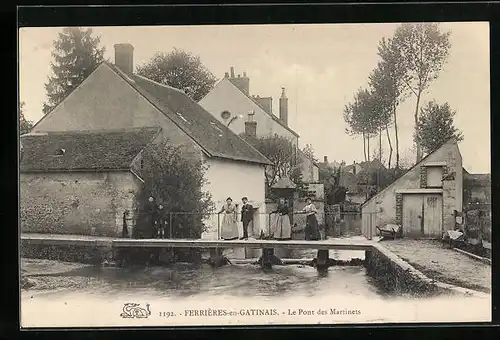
[20,248,491,327]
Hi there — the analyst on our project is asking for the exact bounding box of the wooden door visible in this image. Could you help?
[423,194,443,238]
[402,194,424,237]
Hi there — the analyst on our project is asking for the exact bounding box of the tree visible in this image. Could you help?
[19,101,33,135]
[241,134,303,193]
[135,140,214,239]
[392,23,452,162]
[136,48,217,101]
[369,37,409,169]
[43,27,106,115]
[343,88,380,162]
[302,144,319,163]
[415,100,463,155]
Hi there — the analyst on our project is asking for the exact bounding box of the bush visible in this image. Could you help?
[134,141,214,239]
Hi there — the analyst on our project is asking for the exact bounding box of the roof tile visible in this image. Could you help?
[20,127,159,172]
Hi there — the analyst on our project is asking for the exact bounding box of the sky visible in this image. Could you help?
[19,23,490,173]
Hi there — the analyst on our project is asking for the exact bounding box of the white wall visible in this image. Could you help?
[299,152,319,183]
[361,141,463,238]
[199,78,299,147]
[201,155,266,240]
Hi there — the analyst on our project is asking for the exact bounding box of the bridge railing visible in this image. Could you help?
[127,210,379,240]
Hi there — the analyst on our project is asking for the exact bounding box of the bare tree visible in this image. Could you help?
[369,37,409,169]
[392,23,452,162]
[241,134,302,191]
[302,144,319,163]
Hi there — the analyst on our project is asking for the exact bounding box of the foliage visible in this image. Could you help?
[318,163,346,204]
[369,36,409,168]
[392,23,452,161]
[136,48,217,101]
[19,101,33,135]
[43,27,105,115]
[415,100,463,155]
[134,141,214,239]
[343,88,381,161]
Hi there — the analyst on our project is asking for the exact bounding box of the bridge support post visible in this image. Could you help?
[315,249,330,271]
[258,248,283,269]
[208,247,228,267]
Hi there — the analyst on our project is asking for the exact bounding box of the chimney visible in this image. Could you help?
[245,112,257,138]
[279,87,288,126]
[254,96,273,115]
[324,156,328,163]
[228,67,250,95]
[114,43,134,74]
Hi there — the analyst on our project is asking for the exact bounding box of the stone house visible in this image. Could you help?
[361,139,463,239]
[20,127,159,236]
[198,67,321,185]
[26,43,271,239]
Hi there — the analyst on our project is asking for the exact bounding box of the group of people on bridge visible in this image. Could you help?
[122,196,322,241]
[218,196,322,241]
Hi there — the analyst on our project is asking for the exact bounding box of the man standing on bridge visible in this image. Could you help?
[240,197,254,240]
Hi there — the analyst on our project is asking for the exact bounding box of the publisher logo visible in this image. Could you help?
[120,303,151,319]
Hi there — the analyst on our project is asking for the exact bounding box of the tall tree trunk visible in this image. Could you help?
[367,135,370,161]
[414,90,423,162]
[379,127,382,162]
[362,132,367,162]
[385,124,393,169]
[393,103,400,169]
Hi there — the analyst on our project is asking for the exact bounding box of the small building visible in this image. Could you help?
[27,43,271,239]
[361,139,463,239]
[198,67,320,184]
[20,127,159,236]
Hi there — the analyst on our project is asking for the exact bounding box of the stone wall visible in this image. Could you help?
[20,242,115,265]
[20,171,142,237]
[365,244,483,297]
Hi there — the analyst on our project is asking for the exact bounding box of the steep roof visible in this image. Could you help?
[20,127,160,172]
[214,77,300,138]
[361,138,460,208]
[106,63,271,166]
[272,177,297,189]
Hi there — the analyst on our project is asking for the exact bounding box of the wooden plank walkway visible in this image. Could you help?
[21,233,376,251]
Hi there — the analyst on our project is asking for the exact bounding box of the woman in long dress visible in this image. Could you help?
[218,197,239,240]
[271,198,292,240]
[296,198,321,240]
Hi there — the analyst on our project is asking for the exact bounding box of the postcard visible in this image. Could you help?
[19,21,491,328]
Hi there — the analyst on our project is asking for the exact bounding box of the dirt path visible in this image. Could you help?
[382,239,491,293]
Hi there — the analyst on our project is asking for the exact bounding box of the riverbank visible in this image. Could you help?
[381,239,491,293]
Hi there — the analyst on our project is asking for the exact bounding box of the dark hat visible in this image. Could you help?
[242,197,248,200]
[226,197,233,201]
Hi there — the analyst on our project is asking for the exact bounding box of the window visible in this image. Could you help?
[426,166,443,188]
[53,148,65,156]
[221,110,231,120]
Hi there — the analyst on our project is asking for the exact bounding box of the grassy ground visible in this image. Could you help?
[381,239,491,293]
